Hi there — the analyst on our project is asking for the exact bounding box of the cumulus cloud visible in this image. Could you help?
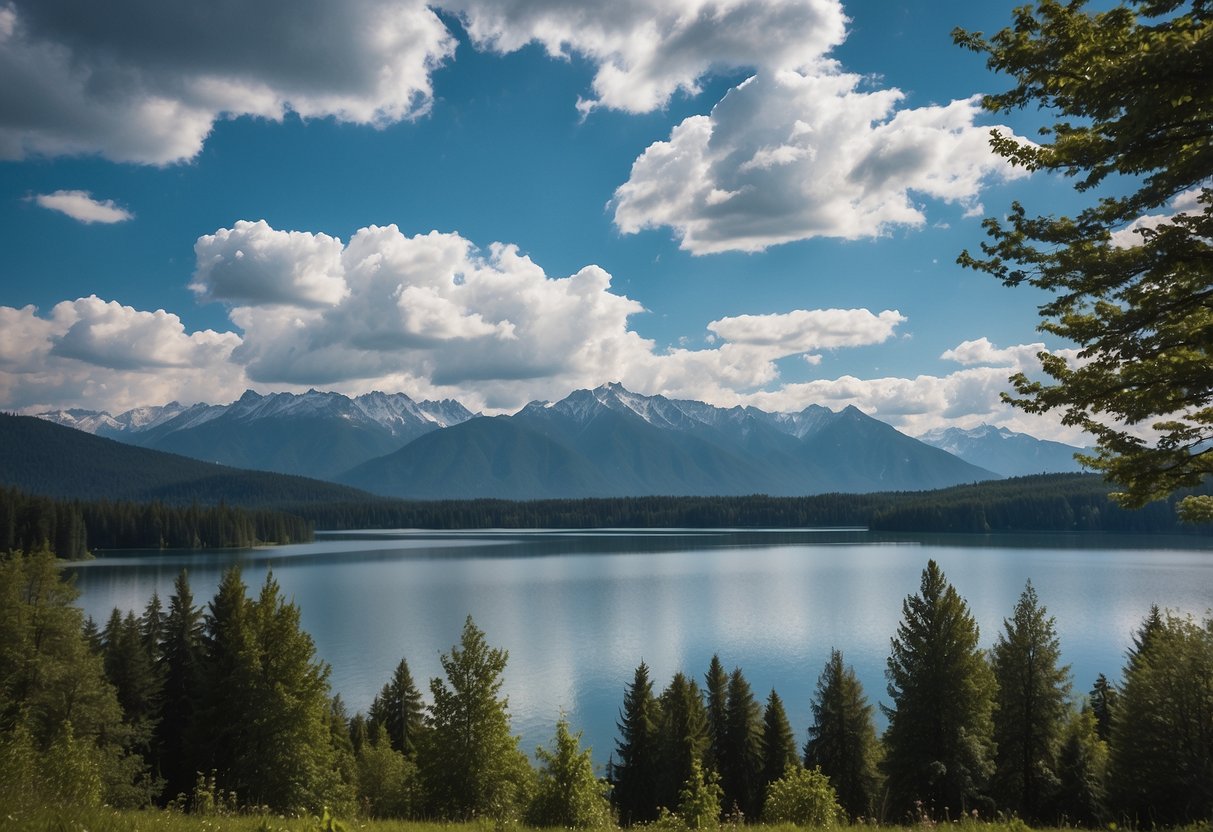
[613,71,1029,253]
[443,0,846,114]
[707,308,904,355]
[0,297,245,414]
[32,190,133,223]
[0,0,455,164]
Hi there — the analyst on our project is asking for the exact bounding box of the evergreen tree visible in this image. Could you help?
[356,723,420,818]
[154,569,203,802]
[883,560,995,818]
[657,672,709,812]
[140,591,165,661]
[804,649,882,819]
[1108,609,1213,825]
[102,609,161,733]
[1088,674,1117,743]
[194,568,350,812]
[528,716,612,828]
[612,661,662,824]
[720,667,763,819]
[0,548,138,807]
[1053,708,1107,826]
[761,689,798,787]
[704,654,729,774]
[369,657,425,758]
[420,615,533,820]
[676,758,723,829]
[990,581,1072,821]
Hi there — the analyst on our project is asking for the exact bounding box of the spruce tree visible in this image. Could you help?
[613,661,662,824]
[1053,708,1107,826]
[990,581,1071,821]
[883,560,995,818]
[704,654,729,774]
[1088,674,1117,743]
[420,615,533,820]
[154,569,203,802]
[760,689,799,794]
[804,649,881,819]
[720,667,763,818]
[528,716,612,828]
[657,672,709,812]
[1108,610,1213,824]
[369,657,426,758]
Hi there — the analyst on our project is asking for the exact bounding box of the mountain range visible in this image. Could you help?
[918,424,1087,478]
[32,383,1086,500]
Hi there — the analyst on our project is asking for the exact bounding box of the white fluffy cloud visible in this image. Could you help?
[3,221,1083,442]
[442,0,846,114]
[1109,187,1208,249]
[0,297,244,413]
[0,0,455,164]
[32,190,133,223]
[613,71,1028,253]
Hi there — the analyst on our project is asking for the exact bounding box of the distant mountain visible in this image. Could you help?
[0,412,373,506]
[37,389,477,480]
[339,383,999,499]
[917,424,1088,477]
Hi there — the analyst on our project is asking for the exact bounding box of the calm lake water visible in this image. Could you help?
[69,529,1213,766]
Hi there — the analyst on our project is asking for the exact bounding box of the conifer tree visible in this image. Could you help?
[1054,708,1107,826]
[760,689,799,791]
[140,591,165,661]
[1088,674,1117,743]
[1108,609,1213,824]
[883,560,995,818]
[720,667,763,818]
[369,657,426,758]
[613,661,662,824]
[528,716,612,828]
[657,672,709,812]
[990,581,1071,821]
[805,649,882,819]
[420,615,533,820]
[704,654,729,774]
[154,569,203,802]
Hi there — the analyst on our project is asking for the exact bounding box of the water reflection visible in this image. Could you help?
[70,529,1213,765]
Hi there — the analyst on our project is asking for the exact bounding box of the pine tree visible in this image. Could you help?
[720,667,763,819]
[1053,708,1107,826]
[528,716,612,828]
[883,560,995,818]
[1108,609,1213,824]
[612,661,662,824]
[704,654,729,774]
[990,581,1072,821]
[804,649,881,819]
[369,657,425,758]
[657,672,709,812]
[1088,674,1117,743]
[420,615,533,820]
[760,689,799,797]
[154,569,203,802]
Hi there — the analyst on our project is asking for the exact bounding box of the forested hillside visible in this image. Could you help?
[0,413,372,506]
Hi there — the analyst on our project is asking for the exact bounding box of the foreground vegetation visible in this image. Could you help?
[3,546,1211,829]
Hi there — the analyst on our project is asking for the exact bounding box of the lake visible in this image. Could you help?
[68,528,1213,767]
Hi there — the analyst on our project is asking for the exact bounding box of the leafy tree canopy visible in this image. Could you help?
[954,0,1213,521]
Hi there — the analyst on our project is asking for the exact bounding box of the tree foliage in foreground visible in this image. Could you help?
[954,0,1213,521]
[528,717,612,828]
[883,560,995,817]
[804,649,882,819]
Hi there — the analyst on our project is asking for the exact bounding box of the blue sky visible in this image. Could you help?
[0,0,1100,440]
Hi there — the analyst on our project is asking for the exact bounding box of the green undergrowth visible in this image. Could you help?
[7,808,1211,832]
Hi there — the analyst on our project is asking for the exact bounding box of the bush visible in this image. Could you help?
[762,766,844,827]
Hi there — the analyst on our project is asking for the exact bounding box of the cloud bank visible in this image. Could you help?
[1,220,1086,440]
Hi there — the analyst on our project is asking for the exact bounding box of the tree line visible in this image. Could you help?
[0,486,314,557]
[286,475,1209,535]
[2,545,1210,827]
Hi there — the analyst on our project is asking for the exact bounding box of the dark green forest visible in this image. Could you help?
[0,486,313,558]
[3,547,1210,827]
